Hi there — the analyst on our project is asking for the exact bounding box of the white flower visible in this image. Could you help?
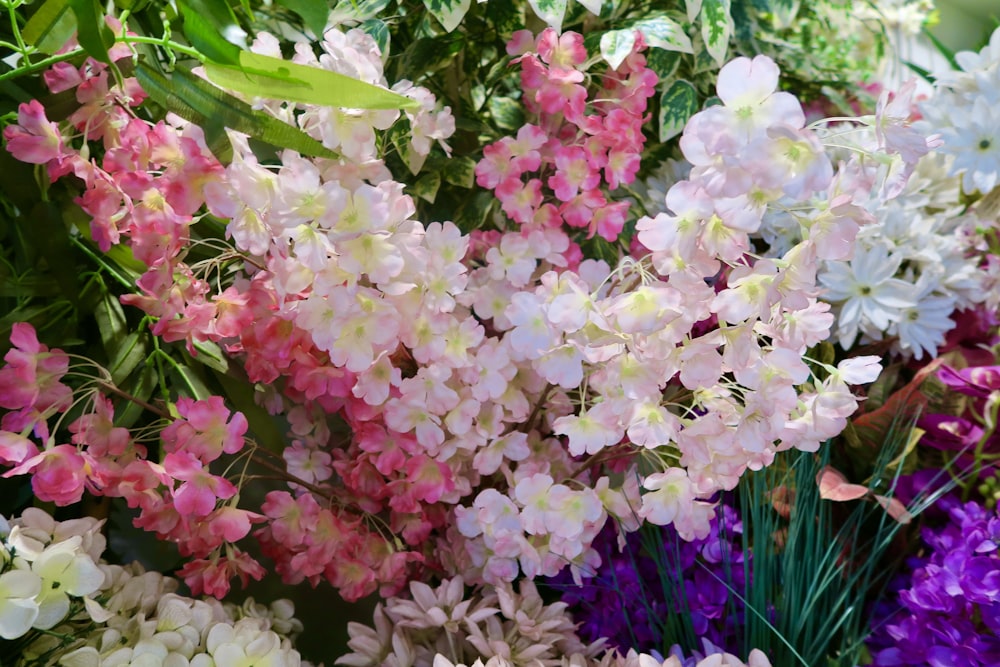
[818,243,916,348]
[890,282,956,361]
[31,537,106,629]
[937,97,1000,194]
[0,568,42,639]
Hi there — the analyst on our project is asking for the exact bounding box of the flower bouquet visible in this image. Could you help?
[0,0,998,665]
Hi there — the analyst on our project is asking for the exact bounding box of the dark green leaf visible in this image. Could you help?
[646,49,681,83]
[455,190,494,233]
[411,171,441,203]
[94,284,127,355]
[22,0,77,55]
[135,63,340,160]
[67,0,114,64]
[108,332,148,386]
[276,0,329,37]
[24,201,79,301]
[903,60,935,84]
[192,339,229,373]
[442,156,477,189]
[212,369,286,455]
[114,362,157,428]
[488,96,524,131]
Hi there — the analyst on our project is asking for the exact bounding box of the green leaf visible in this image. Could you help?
[600,29,636,71]
[658,79,698,142]
[423,0,472,33]
[22,0,77,55]
[442,156,477,189]
[632,15,694,54]
[402,36,462,80]
[922,26,958,70]
[455,190,495,233]
[527,0,567,31]
[488,96,525,132]
[108,332,148,386]
[700,0,732,66]
[173,360,213,401]
[329,0,392,23]
[276,0,329,37]
[179,1,242,65]
[646,48,681,82]
[769,0,800,28]
[135,63,340,160]
[903,60,935,84]
[359,18,390,58]
[204,50,419,110]
[411,171,441,203]
[114,362,156,428]
[67,0,114,64]
[191,339,229,373]
[94,286,127,356]
[25,201,79,301]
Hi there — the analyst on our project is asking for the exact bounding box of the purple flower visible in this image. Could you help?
[868,496,1000,666]
[544,503,748,654]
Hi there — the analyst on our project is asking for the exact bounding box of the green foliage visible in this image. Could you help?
[737,421,952,666]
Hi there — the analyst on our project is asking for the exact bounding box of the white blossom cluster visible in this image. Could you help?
[337,576,602,667]
[816,151,991,359]
[0,509,304,667]
[920,28,1000,196]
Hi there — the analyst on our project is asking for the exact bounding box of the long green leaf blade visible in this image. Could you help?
[135,63,340,160]
[67,0,114,64]
[203,50,419,110]
[22,0,77,55]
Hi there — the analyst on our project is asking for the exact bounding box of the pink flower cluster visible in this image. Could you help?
[475,29,657,241]
[0,30,929,601]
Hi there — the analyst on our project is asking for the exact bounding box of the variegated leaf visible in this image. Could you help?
[632,15,694,54]
[423,0,472,33]
[527,0,568,31]
[685,0,703,22]
[700,0,732,66]
[600,29,636,71]
[658,79,698,141]
[576,0,603,15]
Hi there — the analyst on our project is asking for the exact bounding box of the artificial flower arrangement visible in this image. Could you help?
[0,0,997,665]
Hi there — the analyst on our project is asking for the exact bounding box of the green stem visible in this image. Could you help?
[0,49,83,83]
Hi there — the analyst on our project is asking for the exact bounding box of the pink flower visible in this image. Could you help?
[161,396,247,464]
[536,29,587,70]
[0,323,72,413]
[5,445,89,505]
[0,431,39,465]
[177,548,265,598]
[163,451,237,517]
[2,101,65,165]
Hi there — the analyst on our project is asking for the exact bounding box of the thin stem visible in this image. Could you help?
[96,379,169,418]
[248,451,334,501]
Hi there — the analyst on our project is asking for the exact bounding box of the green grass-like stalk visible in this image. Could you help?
[738,413,956,666]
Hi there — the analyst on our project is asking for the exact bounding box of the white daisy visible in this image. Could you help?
[818,242,916,349]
